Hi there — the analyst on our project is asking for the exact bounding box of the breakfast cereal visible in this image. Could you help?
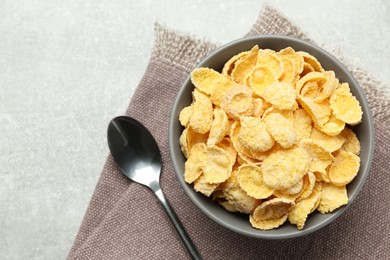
[179,45,363,230]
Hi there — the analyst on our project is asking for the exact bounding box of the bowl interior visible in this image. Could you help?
[169,35,374,239]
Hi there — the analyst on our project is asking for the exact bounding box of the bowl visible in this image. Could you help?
[168,35,374,239]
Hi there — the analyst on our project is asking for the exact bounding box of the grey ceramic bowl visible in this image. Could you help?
[168,35,374,239]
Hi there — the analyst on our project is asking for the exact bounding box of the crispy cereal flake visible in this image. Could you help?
[194,174,219,197]
[317,182,348,213]
[330,83,362,125]
[237,164,274,199]
[257,49,284,80]
[288,181,322,230]
[231,45,259,84]
[300,139,334,174]
[191,67,241,106]
[341,127,361,155]
[207,107,229,146]
[184,143,206,184]
[310,127,346,152]
[215,171,260,214]
[248,66,278,96]
[262,82,297,110]
[264,108,296,148]
[202,145,232,184]
[328,150,360,186]
[249,213,288,230]
[238,116,275,152]
[189,89,213,134]
[252,198,295,221]
[293,108,313,143]
[261,147,310,190]
[222,51,249,77]
[221,85,254,120]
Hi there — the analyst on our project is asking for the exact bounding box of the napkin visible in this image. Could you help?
[68,5,390,259]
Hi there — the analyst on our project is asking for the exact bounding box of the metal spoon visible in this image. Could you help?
[107,116,201,260]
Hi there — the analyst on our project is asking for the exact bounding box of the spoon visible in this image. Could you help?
[107,116,201,260]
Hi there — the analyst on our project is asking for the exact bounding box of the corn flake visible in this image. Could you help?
[238,116,275,152]
[189,89,213,134]
[317,182,348,213]
[179,128,190,158]
[248,65,278,96]
[261,82,297,110]
[222,50,249,77]
[191,67,240,106]
[297,51,324,72]
[194,174,219,197]
[202,145,232,184]
[231,45,259,84]
[257,49,284,80]
[231,121,270,163]
[300,62,315,77]
[261,147,310,190]
[207,107,229,146]
[300,81,321,99]
[330,83,363,125]
[252,98,265,117]
[252,198,295,221]
[296,71,326,94]
[315,71,338,102]
[297,172,316,201]
[285,177,304,195]
[249,213,288,230]
[341,127,361,155]
[328,150,360,186]
[237,164,274,199]
[186,127,208,152]
[264,108,296,148]
[276,55,296,84]
[179,104,193,127]
[288,181,322,230]
[221,85,254,120]
[315,114,346,136]
[293,108,313,143]
[315,171,331,183]
[298,95,331,128]
[184,143,206,184]
[216,137,237,166]
[310,127,346,152]
[215,171,260,214]
[300,139,334,174]
[279,47,304,77]
[230,121,260,164]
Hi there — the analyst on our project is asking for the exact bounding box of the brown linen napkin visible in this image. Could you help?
[68,5,390,260]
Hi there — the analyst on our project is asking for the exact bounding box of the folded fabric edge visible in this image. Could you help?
[152,23,217,72]
[247,5,313,43]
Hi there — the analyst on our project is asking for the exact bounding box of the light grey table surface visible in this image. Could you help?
[1,0,389,259]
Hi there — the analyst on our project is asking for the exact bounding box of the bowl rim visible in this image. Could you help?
[168,35,375,239]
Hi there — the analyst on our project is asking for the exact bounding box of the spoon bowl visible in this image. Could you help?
[107,116,201,259]
[108,116,161,191]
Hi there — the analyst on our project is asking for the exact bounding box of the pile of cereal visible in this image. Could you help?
[179,45,362,230]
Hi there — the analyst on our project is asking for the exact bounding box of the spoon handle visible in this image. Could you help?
[154,188,202,260]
